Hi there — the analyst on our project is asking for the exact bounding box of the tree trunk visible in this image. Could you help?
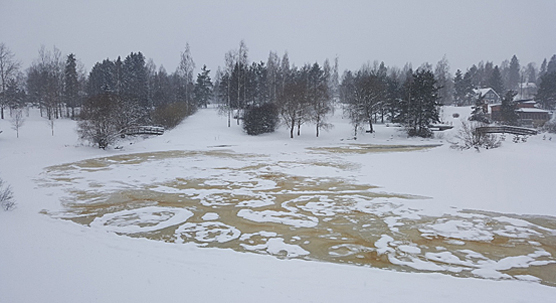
[290,118,295,138]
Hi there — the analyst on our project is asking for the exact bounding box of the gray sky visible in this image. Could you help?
[1,0,555,76]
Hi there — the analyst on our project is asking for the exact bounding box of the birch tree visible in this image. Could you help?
[0,43,21,119]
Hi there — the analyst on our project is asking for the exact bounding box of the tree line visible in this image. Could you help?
[1,40,556,147]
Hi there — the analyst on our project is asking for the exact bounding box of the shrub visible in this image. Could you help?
[243,103,279,136]
[450,121,501,151]
[78,93,146,149]
[151,102,194,130]
[407,127,433,138]
[0,178,16,211]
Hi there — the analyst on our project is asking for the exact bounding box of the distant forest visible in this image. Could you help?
[1,41,555,147]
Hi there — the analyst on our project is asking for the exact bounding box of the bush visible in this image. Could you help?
[78,93,146,149]
[450,121,501,151]
[407,127,433,138]
[0,178,16,211]
[243,103,279,136]
[151,102,194,130]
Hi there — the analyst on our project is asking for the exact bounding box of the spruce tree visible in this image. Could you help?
[489,65,504,96]
[122,52,148,108]
[402,69,440,137]
[193,65,213,108]
[547,55,556,74]
[500,90,518,125]
[508,55,520,91]
[536,72,556,110]
[63,54,79,118]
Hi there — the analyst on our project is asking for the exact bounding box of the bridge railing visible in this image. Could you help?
[121,126,165,136]
[476,126,537,136]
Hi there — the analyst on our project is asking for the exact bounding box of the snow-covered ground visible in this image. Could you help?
[1,105,556,302]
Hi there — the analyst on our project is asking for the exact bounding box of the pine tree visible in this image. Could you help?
[63,54,79,118]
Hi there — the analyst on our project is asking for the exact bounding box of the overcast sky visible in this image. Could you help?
[1,0,555,76]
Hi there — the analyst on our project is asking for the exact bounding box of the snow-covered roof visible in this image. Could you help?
[473,87,500,98]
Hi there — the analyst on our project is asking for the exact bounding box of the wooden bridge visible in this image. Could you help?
[476,126,538,136]
[121,126,164,137]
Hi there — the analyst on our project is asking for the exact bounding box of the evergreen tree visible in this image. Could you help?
[87,59,115,96]
[547,54,556,74]
[453,69,473,105]
[500,90,518,125]
[536,71,556,109]
[401,69,440,137]
[488,65,504,96]
[63,53,79,118]
[4,78,25,110]
[508,55,520,91]
[242,102,279,135]
[539,58,548,81]
[384,69,403,123]
[122,52,148,107]
[469,93,490,123]
[525,62,537,84]
[193,65,213,108]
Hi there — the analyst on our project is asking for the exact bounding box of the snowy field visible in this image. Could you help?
[1,105,556,303]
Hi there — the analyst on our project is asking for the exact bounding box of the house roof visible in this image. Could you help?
[473,88,500,98]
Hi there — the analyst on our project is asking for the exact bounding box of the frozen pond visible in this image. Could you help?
[38,146,556,286]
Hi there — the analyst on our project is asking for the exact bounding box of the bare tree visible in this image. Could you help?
[0,43,21,119]
[26,46,64,120]
[10,108,24,138]
[78,92,143,149]
[178,43,195,107]
[435,55,453,105]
